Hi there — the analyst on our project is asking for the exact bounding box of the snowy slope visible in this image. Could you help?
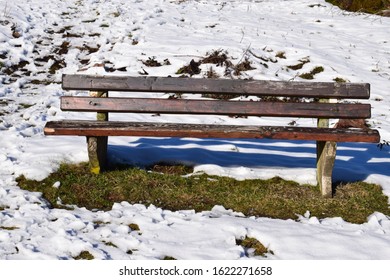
[0,0,390,259]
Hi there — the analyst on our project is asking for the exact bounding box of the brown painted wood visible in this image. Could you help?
[62,74,370,99]
[60,96,371,119]
[44,121,380,143]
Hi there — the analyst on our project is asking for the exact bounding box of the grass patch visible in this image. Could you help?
[30,79,54,85]
[103,241,118,248]
[201,49,230,67]
[176,59,201,76]
[163,256,177,260]
[74,251,94,260]
[128,223,140,231]
[325,0,389,14]
[16,162,390,224]
[49,59,66,74]
[142,57,171,67]
[62,32,82,38]
[287,57,310,70]
[233,58,256,75]
[3,60,29,75]
[236,237,274,257]
[299,66,324,80]
[333,77,348,83]
[176,49,256,78]
[19,103,34,109]
[275,51,286,59]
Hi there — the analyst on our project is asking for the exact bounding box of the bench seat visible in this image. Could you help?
[44,120,379,142]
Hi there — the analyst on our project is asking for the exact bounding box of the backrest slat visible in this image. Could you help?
[62,74,370,99]
[61,96,371,119]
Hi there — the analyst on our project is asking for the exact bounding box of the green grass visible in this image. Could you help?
[16,162,390,224]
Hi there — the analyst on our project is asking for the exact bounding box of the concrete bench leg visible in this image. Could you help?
[316,140,336,197]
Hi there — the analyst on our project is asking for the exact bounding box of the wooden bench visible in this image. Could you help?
[44,74,380,197]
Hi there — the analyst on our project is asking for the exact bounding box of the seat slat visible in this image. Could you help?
[62,74,370,99]
[61,96,372,119]
[44,121,380,143]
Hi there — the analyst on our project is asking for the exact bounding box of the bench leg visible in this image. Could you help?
[87,90,109,174]
[316,141,336,198]
[87,136,108,174]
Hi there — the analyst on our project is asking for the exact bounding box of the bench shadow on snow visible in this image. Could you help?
[108,137,389,182]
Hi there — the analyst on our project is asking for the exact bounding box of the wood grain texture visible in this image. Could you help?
[62,74,370,99]
[60,96,372,119]
[44,121,380,143]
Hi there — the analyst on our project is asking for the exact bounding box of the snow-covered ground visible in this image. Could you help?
[0,0,390,259]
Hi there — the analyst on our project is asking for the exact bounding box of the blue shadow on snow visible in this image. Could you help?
[107,137,389,183]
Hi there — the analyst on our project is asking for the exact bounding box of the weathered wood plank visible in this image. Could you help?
[62,74,370,99]
[60,97,372,119]
[44,121,381,143]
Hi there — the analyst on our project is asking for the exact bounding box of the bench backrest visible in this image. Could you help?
[61,74,371,120]
[62,74,369,98]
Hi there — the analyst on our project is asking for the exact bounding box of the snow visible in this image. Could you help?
[0,0,390,260]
